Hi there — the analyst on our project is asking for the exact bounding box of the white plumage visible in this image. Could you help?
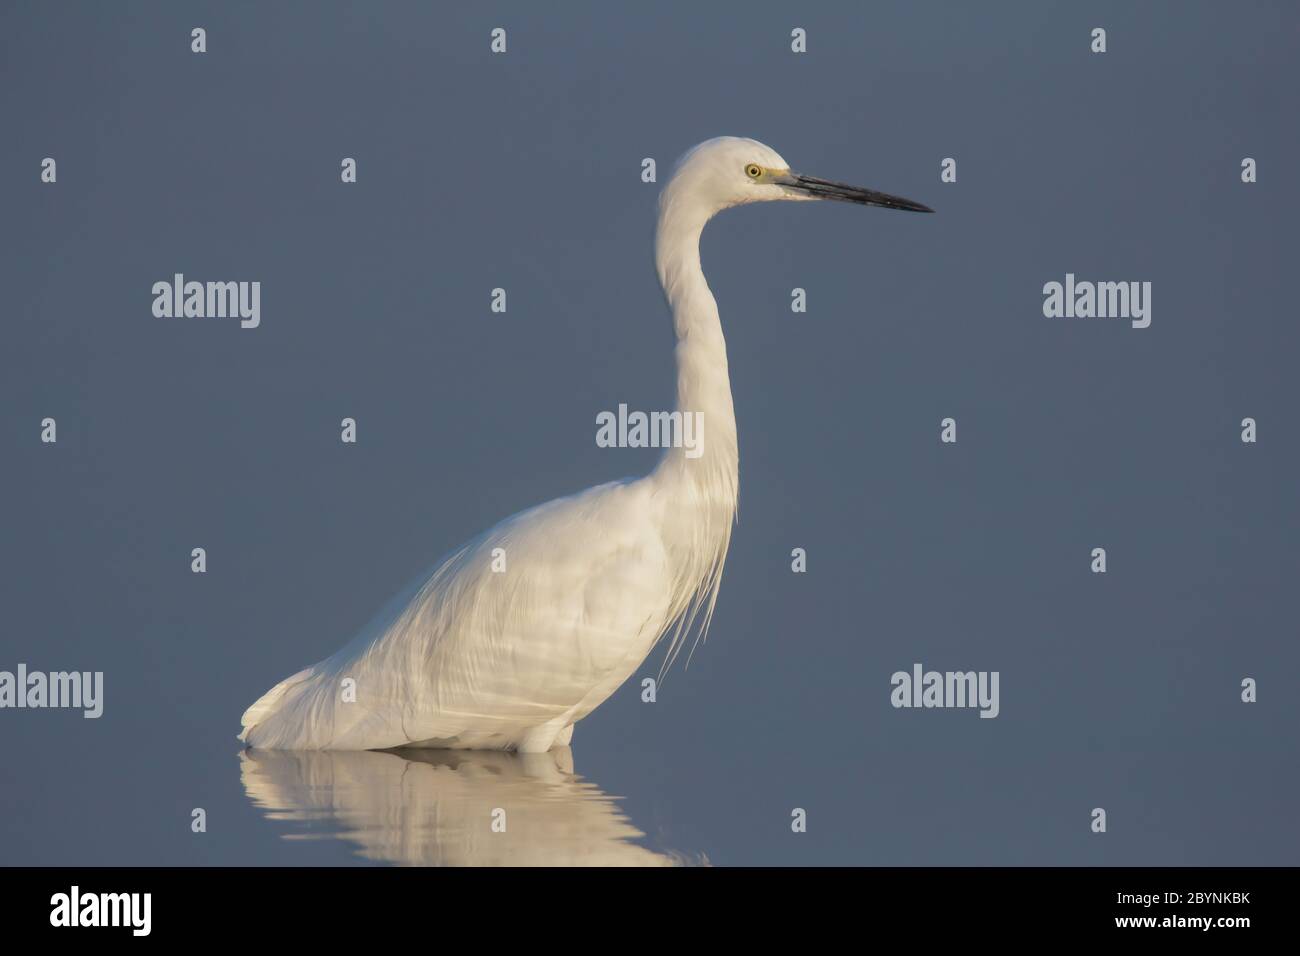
[240,136,930,752]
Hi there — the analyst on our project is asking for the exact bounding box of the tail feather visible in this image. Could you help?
[239,667,314,744]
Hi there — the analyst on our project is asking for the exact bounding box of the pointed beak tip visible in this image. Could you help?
[889,198,934,214]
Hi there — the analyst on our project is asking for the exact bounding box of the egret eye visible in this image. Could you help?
[745,163,763,180]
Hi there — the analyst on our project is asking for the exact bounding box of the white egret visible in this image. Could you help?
[240,136,932,752]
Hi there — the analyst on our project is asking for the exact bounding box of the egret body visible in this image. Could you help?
[240,136,931,752]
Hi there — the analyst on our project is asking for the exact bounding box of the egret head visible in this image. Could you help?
[666,136,933,218]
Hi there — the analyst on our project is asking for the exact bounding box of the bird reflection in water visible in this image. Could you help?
[239,747,692,866]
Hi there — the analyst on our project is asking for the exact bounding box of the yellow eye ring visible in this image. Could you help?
[745,163,763,180]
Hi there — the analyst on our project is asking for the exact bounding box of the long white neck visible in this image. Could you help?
[651,188,739,490]
[647,180,738,667]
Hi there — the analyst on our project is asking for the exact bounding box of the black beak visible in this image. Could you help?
[788,173,933,213]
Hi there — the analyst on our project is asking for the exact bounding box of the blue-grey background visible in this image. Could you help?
[1,0,1296,865]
